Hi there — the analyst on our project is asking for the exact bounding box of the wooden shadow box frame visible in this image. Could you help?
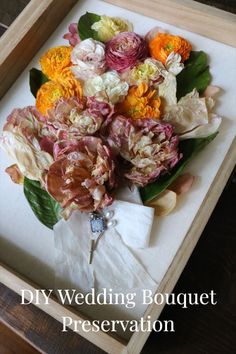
[0,0,236,353]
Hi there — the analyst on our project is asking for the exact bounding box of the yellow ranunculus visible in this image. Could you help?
[36,70,83,115]
[91,15,133,43]
[40,46,72,80]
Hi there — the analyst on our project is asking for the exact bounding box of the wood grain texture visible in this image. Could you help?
[0,321,39,354]
[0,283,105,354]
[103,0,236,47]
[0,0,78,99]
[142,168,236,354]
[0,264,127,354]
[0,0,31,26]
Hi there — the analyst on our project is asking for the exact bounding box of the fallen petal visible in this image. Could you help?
[169,173,195,195]
[146,189,177,216]
[203,85,221,98]
[5,164,24,184]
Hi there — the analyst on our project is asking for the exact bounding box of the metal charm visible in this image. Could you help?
[88,212,107,264]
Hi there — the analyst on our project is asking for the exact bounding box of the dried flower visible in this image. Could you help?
[123,58,165,86]
[83,71,129,104]
[0,107,53,181]
[163,89,222,139]
[149,33,192,64]
[91,15,133,42]
[42,96,113,160]
[63,23,80,47]
[71,38,106,80]
[40,46,72,80]
[108,115,181,186]
[46,137,116,212]
[117,82,161,120]
[105,32,148,73]
[36,69,83,115]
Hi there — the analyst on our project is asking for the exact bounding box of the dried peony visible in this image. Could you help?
[83,71,129,104]
[71,38,106,80]
[108,115,181,186]
[163,89,222,139]
[42,97,113,159]
[91,15,133,42]
[46,137,116,212]
[105,32,148,73]
[0,107,53,181]
[117,82,161,120]
[63,23,80,46]
[149,33,192,64]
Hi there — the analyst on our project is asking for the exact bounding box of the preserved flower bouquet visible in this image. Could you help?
[0,12,222,229]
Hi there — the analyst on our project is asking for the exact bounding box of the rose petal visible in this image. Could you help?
[203,85,221,98]
[169,173,195,195]
[146,189,177,216]
[5,164,24,184]
[145,27,166,42]
[180,115,222,140]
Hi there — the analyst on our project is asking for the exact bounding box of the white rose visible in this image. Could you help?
[71,38,106,80]
[83,71,129,104]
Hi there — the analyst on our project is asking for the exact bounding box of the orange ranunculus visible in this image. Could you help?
[40,46,72,80]
[56,68,83,98]
[36,72,83,115]
[149,33,192,64]
[117,82,161,120]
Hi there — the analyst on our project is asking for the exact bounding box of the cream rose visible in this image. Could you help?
[91,15,133,42]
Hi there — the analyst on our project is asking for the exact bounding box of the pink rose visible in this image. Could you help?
[105,32,148,73]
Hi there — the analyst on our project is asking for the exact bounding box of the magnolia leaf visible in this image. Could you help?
[78,12,101,41]
[29,68,49,98]
[140,132,218,203]
[24,177,62,229]
[177,51,211,100]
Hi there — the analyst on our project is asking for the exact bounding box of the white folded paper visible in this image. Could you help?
[54,187,156,293]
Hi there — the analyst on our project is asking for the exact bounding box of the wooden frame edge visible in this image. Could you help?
[103,0,236,47]
[0,0,78,99]
[0,0,235,352]
[127,137,236,353]
[0,264,127,354]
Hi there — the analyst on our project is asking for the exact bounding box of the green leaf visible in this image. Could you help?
[140,132,218,203]
[29,68,49,98]
[177,51,211,100]
[78,12,101,41]
[24,177,62,229]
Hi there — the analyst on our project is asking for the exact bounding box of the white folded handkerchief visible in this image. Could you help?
[54,187,156,293]
[54,210,156,293]
[110,200,154,249]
